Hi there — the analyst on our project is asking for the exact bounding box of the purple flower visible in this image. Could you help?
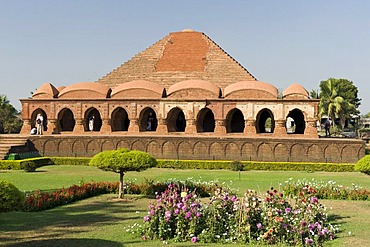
[285,207,291,214]
[174,208,180,214]
[165,210,172,218]
[257,223,262,229]
[149,209,155,215]
[191,236,198,243]
[185,211,192,219]
[143,215,150,222]
[300,220,307,226]
[305,238,313,245]
[196,211,202,218]
[310,197,318,204]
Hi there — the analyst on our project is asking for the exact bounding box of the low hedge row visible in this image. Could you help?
[0,157,356,172]
[0,158,53,172]
[157,159,355,172]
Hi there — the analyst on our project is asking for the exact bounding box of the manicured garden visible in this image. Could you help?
[1,164,370,246]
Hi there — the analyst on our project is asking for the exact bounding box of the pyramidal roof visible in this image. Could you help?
[98,29,257,90]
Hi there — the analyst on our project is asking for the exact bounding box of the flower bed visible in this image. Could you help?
[139,183,338,245]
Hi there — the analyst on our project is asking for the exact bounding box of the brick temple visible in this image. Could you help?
[18,29,365,163]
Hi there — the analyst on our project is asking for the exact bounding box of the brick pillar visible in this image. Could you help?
[157,119,168,134]
[244,119,255,136]
[20,119,31,134]
[128,118,140,132]
[274,120,287,137]
[185,119,197,134]
[215,119,226,134]
[101,119,111,134]
[74,119,85,134]
[305,120,319,138]
[48,119,59,134]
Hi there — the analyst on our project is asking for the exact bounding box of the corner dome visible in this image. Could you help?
[111,80,165,99]
[58,82,111,99]
[224,81,278,99]
[32,83,59,99]
[282,83,309,99]
[167,80,221,99]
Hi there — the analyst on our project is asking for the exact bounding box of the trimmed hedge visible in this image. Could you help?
[0,180,25,212]
[157,159,355,172]
[0,156,356,172]
[0,158,53,172]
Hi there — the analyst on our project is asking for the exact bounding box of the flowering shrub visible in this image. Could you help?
[140,184,338,245]
[283,178,370,201]
[23,181,119,211]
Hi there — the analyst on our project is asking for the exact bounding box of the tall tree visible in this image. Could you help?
[318,78,360,128]
[0,95,22,134]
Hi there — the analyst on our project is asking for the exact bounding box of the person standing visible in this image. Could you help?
[36,113,44,135]
[89,115,95,131]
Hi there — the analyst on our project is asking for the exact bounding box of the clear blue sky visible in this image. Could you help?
[1,0,369,114]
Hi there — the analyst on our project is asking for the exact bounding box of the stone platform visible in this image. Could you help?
[21,133,365,163]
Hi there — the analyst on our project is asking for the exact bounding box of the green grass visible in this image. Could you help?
[1,166,370,246]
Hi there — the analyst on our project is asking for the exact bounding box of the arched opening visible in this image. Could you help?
[84,108,102,131]
[58,108,75,132]
[30,108,48,132]
[286,109,305,134]
[226,108,245,133]
[139,107,157,131]
[111,107,130,131]
[256,109,275,133]
[167,107,186,132]
[197,108,215,132]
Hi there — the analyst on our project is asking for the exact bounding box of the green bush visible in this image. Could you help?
[0,180,25,212]
[0,158,53,172]
[355,155,370,175]
[50,157,91,166]
[157,159,355,172]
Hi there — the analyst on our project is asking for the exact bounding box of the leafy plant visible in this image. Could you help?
[0,180,25,212]
[90,149,157,198]
[355,155,370,175]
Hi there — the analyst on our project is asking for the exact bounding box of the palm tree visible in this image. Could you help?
[318,78,355,129]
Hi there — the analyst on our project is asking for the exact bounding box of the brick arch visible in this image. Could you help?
[225,142,240,159]
[58,140,71,156]
[116,140,131,150]
[257,143,272,161]
[44,139,57,156]
[102,140,115,151]
[193,141,208,159]
[166,107,186,132]
[57,108,76,132]
[241,142,255,160]
[273,143,289,162]
[132,140,145,151]
[86,139,101,156]
[307,144,323,162]
[178,141,192,159]
[72,140,86,156]
[358,147,366,160]
[290,143,306,162]
[139,107,158,132]
[324,145,340,163]
[162,141,177,159]
[30,108,48,132]
[341,145,358,163]
[84,107,102,132]
[147,140,161,158]
[209,142,224,159]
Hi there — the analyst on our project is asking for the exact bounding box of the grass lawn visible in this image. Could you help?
[1,165,370,246]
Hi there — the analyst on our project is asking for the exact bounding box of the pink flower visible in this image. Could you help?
[191,236,198,243]
[143,215,150,222]
[257,223,262,229]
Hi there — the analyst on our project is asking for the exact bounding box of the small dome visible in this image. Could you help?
[58,82,111,99]
[111,80,165,99]
[182,29,196,32]
[224,81,278,99]
[282,83,309,99]
[167,80,221,99]
[32,83,59,99]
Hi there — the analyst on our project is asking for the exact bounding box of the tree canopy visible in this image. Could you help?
[90,148,157,198]
[318,78,360,128]
[0,95,22,134]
